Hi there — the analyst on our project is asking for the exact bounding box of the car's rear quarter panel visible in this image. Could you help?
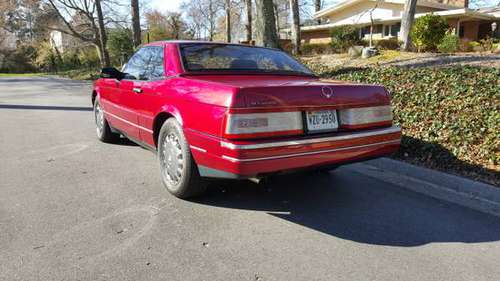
[140,77,234,150]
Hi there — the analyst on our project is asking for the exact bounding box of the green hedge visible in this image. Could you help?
[307,63,500,185]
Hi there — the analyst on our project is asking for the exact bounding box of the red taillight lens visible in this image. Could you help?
[224,111,303,139]
[339,105,393,129]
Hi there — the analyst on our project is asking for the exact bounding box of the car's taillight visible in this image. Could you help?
[339,105,393,129]
[224,111,303,139]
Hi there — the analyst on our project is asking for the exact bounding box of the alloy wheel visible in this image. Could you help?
[95,102,104,137]
[160,132,184,188]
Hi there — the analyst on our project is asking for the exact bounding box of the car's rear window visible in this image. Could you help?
[179,43,314,76]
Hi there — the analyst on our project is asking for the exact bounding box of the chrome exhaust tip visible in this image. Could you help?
[248,177,262,184]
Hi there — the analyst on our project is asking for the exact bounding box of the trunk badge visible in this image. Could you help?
[321,86,334,98]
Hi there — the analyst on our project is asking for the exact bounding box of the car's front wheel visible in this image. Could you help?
[158,118,207,198]
[94,99,120,143]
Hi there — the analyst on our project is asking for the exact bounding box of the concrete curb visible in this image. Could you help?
[345,158,500,217]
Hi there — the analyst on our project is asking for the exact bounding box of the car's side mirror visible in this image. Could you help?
[100,67,125,80]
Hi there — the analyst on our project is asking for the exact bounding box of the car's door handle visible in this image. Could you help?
[133,87,143,93]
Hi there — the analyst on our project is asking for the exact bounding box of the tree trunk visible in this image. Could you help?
[369,9,374,47]
[131,0,141,48]
[315,0,322,24]
[289,0,300,55]
[273,3,279,34]
[225,0,231,42]
[401,0,418,51]
[93,43,105,69]
[245,0,252,42]
[95,0,110,67]
[208,1,215,41]
[255,0,279,48]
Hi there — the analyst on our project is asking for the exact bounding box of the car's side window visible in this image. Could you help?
[148,47,165,79]
[123,47,153,80]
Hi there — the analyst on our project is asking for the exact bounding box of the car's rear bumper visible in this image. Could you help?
[186,126,401,179]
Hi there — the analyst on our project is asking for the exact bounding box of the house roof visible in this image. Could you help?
[303,8,499,32]
[314,0,465,19]
[478,6,500,17]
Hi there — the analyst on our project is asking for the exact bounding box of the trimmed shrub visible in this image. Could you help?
[410,14,448,52]
[301,43,333,55]
[375,38,401,50]
[330,25,361,53]
[437,32,460,53]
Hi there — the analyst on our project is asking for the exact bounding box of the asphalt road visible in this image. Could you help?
[1,76,500,281]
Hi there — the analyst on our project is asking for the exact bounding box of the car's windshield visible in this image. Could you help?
[179,43,314,76]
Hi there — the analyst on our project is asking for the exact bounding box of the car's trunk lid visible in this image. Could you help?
[183,75,390,109]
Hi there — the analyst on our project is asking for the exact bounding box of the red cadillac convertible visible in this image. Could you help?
[93,41,401,198]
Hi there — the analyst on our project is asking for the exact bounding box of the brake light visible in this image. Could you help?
[339,105,393,129]
[224,111,303,139]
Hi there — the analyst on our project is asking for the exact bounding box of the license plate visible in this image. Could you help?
[306,110,339,132]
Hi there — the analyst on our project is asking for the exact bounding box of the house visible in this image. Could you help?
[49,30,74,53]
[299,0,500,44]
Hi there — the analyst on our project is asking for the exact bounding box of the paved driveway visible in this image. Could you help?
[1,76,500,281]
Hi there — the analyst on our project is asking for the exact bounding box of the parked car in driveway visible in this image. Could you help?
[92,41,401,198]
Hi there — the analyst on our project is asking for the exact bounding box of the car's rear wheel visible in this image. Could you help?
[158,118,207,198]
[94,99,120,143]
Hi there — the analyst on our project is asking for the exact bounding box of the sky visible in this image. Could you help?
[150,0,183,13]
[147,0,499,15]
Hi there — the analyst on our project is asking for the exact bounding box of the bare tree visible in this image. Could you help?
[166,12,187,39]
[400,0,417,51]
[289,0,300,55]
[368,2,379,48]
[131,0,141,48]
[47,0,111,67]
[182,0,221,41]
[255,0,279,48]
[273,2,280,34]
[95,0,110,66]
[245,0,252,42]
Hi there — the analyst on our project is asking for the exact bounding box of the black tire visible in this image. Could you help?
[158,118,207,198]
[94,99,120,143]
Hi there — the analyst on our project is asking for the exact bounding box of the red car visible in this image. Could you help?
[93,41,401,198]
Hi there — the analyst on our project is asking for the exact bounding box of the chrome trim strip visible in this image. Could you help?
[190,145,207,153]
[221,126,401,150]
[103,110,153,134]
[221,139,400,163]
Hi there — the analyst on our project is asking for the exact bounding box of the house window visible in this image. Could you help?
[384,25,390,37]
[390,23,401,37]
[361,24,383,38]
[361,26,371,37]
[459,23,465,38]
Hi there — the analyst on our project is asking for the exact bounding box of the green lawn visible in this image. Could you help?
[0,73,44,77]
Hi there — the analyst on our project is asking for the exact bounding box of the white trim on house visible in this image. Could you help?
[303,8,499,32]
[314,0,463,19]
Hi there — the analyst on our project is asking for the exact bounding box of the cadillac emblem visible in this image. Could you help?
[321,86,334,99]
